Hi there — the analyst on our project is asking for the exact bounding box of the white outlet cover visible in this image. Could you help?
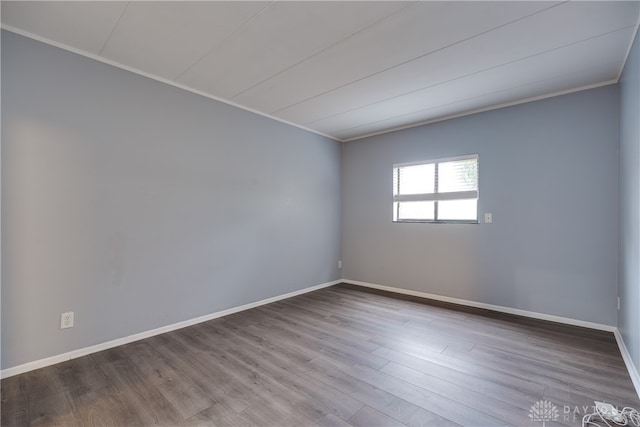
[484,213,493,223]
[61,311,74,329]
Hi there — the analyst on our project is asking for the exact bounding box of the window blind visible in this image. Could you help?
[393,154,478,222]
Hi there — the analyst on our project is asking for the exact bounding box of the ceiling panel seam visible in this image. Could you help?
[228,1,415,101]
[98,1,130,56]
[172,1,274,81]
[268,1,567,116]
[341,80,617,143]
[332,68,621,135]
[303,25,636,128]
[2,0,635,143]
[0,25,343,142]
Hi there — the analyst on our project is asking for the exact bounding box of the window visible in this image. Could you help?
[393,154,479,223]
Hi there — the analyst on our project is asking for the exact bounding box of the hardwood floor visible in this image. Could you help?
[2,283,639,426]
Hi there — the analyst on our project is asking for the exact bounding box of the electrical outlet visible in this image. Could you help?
[60,312,74,329]
[484,213,493,224]
[338,260,342,269]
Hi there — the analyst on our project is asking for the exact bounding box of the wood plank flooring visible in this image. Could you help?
[2,283,639,426]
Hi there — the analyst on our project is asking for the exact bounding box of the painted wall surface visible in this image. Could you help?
[1,32,342,369]
[343,86,619,326]
[619,30,640,371]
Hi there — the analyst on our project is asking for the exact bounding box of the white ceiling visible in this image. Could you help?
[2,1,639,141]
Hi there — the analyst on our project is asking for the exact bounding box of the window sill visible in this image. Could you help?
[393,220,479,224]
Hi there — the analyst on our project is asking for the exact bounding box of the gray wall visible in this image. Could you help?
[343,85,619,326]
[1,31,342,370]
[619,30,640,372]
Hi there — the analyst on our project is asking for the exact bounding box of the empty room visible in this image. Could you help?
[2,1,640,426]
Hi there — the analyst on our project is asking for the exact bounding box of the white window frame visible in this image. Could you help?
[393,154,479,223]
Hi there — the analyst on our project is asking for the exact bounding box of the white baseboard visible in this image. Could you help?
[614,329,640,400]
[344,279,640,400]
[7,277,638,401]
[0,279,341,379]
[343,279,617,332]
